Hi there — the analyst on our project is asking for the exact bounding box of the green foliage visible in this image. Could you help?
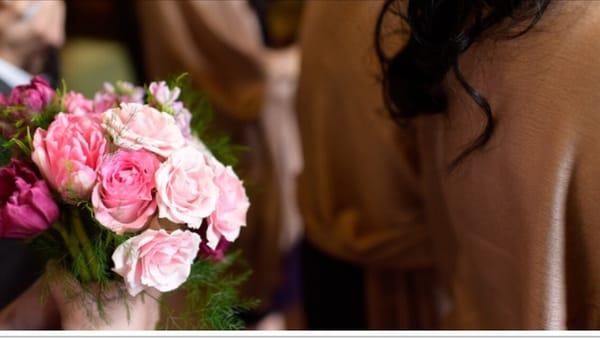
[159,251,258,330]
[29,202,133,323]
[42,79,67,122]
[29,203,130,286]
[0,136,11,166]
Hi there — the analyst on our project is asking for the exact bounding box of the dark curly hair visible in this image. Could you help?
[375,0,552,167]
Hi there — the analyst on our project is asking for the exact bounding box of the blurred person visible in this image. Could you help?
[0,1,64,87]
[296,1,436,329]
[135,0,303,328]
[0,0,64,311]
[378,0,600,329]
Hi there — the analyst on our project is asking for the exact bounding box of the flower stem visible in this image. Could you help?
[70,207,101,282]
[53,219,92,283]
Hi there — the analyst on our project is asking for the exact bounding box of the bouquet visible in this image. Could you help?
[0,75,252,329]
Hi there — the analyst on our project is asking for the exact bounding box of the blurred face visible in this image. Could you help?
[0,0,65,72]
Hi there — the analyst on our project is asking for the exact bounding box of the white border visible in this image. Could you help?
[0,331,600,337]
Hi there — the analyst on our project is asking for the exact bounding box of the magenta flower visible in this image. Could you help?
[8,76,55,112]
[0,93,8,106]
[0,159,59,239]
[198,237,230,261]
[0,76,55,138]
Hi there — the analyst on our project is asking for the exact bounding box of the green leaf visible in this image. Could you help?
[0,136,11,166]
[158,251,257,329]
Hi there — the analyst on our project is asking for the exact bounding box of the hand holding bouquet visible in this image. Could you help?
[0,76,251,329]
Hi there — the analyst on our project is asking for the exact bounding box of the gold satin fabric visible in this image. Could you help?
[135,0,265,121]
[297,0,436,328]
[418,1,600,328]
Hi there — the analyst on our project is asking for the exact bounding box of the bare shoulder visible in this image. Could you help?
[522,2,600,127]
[541,2,600,153]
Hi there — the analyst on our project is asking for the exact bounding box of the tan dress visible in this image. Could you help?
[297,0,436,328]
[417,1,600,329]
[135,0,265,121]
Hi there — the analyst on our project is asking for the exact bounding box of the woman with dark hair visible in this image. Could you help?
[377,0,600,329]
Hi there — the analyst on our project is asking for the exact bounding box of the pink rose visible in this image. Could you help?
[112,229,201,296]
[206,158,249,249]
[92,150,160,234]
[0,159,59,238]
[148,81,180,107]
[32,113,108,201]
[155,146,219,227]
[102,103,185,158]
[64,91,93,115]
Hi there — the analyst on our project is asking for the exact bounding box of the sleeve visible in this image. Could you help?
[135,0,266,121]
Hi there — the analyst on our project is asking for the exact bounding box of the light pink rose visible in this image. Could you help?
[32,113,107,201]
[102,103,185,158]
[63,91,93,115]
[155,146,219,228]
[92,149,160,234]
[149,81,180,106]
[206,158,249,249]
[112,228,201,296]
